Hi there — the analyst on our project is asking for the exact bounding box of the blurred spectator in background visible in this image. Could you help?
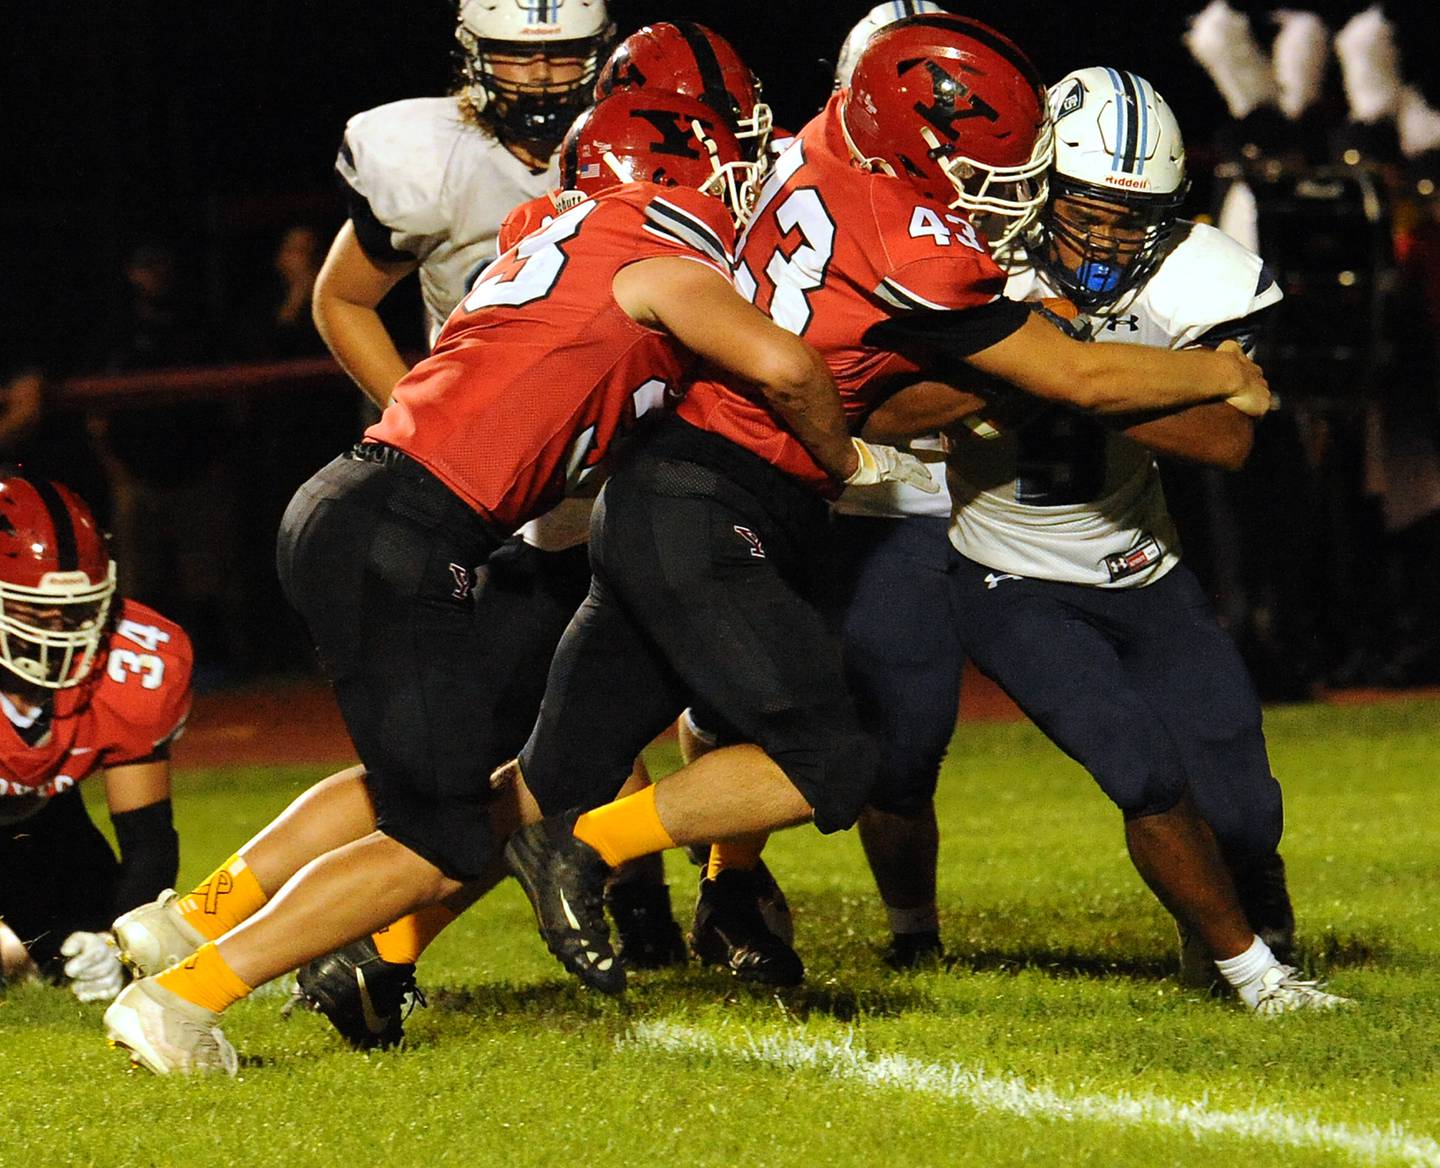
[237,223,358,672]
[0,365,45,461]
[87,241,246,684]
[231,224,331,361]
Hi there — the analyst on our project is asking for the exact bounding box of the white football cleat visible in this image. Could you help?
[104,979,238,1076]
[1248,964,1352,1015]
[112,890,207,976]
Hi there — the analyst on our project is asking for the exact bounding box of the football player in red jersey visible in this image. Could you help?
[503,14,1275,994]
[102,91,927,1074]
[0,473,191,1004]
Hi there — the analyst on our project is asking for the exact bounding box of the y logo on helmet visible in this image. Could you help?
[904,59,999,141]
[629,108,707,158]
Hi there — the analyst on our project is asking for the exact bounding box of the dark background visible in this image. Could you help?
[3,0,1435,370]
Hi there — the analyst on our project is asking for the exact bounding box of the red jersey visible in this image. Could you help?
[367,182,735,528]
[497,191,562,254]
[0,601,193,824]
[678,94,1015,492]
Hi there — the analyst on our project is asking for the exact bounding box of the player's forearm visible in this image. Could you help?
[754,348,859,480]
[861,380,988,444]
[109,799,179,916]
[1057,342,1255,413]
[312,298,411,410]
[1120,402,1256,470]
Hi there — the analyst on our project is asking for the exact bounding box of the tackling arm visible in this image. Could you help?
[965,313,1271,416]
[963,312,1271,415]
[312,221,419,410]
[613,257,861,481]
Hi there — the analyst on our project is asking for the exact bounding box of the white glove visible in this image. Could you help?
[843,438,941,493]
[60,931,127,1003]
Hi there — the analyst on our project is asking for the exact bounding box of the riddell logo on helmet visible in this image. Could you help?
[1103,175,1153,190]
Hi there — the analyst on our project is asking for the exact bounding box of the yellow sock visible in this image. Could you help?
[371,904,458,965]
[574,785,676,869]
[154,942,252,1014]
[175,854,269,941]
[707,837,767,880]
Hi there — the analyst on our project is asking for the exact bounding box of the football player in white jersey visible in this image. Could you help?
[855,67,1348,1012]
[314,0,613,402]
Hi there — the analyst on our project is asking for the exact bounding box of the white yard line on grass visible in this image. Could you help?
[626,1020,1440,1168]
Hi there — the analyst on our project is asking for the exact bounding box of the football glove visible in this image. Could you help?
[60,930,127,1003]
[844,438,941,493]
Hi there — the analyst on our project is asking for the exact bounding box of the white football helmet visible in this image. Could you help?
[833,1,947,92]
[456,0,614,146]
[1036,67,1189,307]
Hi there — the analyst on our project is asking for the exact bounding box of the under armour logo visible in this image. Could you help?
[449,563,477,600]
[733,526,766,559]
[984,572,1023,589]
[1105,315,1140,332]
[904,59,1000,143]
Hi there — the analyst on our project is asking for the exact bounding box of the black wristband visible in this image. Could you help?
[109,799,180,917]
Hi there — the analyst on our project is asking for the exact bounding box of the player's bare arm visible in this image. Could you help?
[613,256,861,481]
[965,313,1271,417]
[860,379,989,444]
[104,759,172,815]
[1116,400,1256,470]
[312,221,419,409]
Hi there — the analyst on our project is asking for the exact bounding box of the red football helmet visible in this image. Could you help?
[840,14,1054,247]
[0,473,116,689]
[558,90,753,223]
[594,22,772,163]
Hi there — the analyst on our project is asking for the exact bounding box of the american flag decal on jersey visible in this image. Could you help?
[643,197,731,269]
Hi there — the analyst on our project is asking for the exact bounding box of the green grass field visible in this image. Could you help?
[2,699,1437,1167]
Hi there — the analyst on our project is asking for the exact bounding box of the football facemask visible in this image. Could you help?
[456,0,614,147]
[1035,67,1189,308]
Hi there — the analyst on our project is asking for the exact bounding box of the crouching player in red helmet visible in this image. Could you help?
[0,472,190,1004]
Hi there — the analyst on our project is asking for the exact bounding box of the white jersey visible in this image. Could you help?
[337,97,559,345]
[947,221,1281,588]
[340,97,592,549]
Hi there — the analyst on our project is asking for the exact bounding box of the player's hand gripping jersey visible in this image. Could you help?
[677,95,1028,493]
[366,181,735,530]
[948,223,1281,587]
[0,601,192,824]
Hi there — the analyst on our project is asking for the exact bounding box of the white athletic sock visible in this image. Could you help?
[885,903,940,937]
[1215,934,1280,1008]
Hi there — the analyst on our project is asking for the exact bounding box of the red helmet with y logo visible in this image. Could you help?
[840,14,1053,246]
[559,89,753,223]
[595,22,772,162]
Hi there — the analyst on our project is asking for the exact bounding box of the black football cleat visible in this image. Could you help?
[689,868,804,987]
[606,880,688,970]
[1233,852,1296,965]
[504,810,625,995]
[881,929,945,970]
[291,937,423,1050]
